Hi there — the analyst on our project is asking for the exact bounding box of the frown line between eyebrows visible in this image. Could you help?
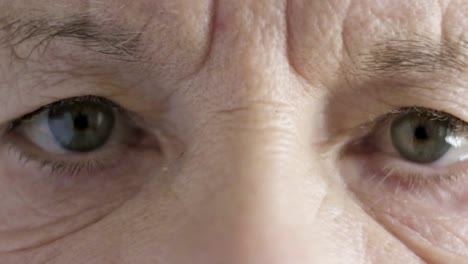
[0,13,144,61]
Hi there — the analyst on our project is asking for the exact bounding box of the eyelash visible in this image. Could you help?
[348,107,468,192]
[9,145,116,177]
[8,96,120,129]
[4,96,141,178]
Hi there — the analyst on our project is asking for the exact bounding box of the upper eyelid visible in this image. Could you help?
[9,96,122,129]
[380,107,466,126]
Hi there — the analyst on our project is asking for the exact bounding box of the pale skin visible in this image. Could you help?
[0,0,468,263]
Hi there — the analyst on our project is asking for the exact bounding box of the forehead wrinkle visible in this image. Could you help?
[0,12,144,61]
[359,35,468,77]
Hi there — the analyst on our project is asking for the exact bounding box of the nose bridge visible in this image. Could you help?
[172,103,332,263]
[167,2,335,262]
[228,127,328,264]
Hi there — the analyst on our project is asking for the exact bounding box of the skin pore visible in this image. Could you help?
[0,0,468,263]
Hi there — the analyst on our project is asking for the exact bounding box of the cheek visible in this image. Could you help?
[372,198,468,260]
[341,152,468,258]
[0,145,160,253]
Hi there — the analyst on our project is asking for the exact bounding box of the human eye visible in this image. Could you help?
[5,96,143,177]
[0,95,165,251]
[378,108,468,166]
[346,107,468,191]
[338,106,468,258]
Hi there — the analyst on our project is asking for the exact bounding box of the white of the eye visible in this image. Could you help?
[445,135,467,148]
[433,135,468,166]
[19,110,70,154]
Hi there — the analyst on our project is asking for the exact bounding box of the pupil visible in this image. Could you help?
[414,126,429,141]
[74,114,90,130]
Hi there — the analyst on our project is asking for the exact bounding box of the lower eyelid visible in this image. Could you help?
[0,139,165,194]
[346,146,468,195]
[4,136,128,178]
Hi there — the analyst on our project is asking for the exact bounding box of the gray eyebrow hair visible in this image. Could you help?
[359,36,468,76]
[0,14,143,61]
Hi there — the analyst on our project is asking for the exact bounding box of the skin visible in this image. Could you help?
[0,0,468,263]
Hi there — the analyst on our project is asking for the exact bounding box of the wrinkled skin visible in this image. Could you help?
[0,0,468,263]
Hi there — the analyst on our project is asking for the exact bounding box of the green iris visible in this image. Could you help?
[391,111,453,164]
[48,100,116,152]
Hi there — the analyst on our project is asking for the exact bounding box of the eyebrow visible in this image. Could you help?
[360,36,468,76]
[2,15,466,77]
[0,14,143,61]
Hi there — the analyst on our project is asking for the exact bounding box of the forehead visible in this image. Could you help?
[1,0,467,82]
[5,0,466,41]
[287,0,467,81]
